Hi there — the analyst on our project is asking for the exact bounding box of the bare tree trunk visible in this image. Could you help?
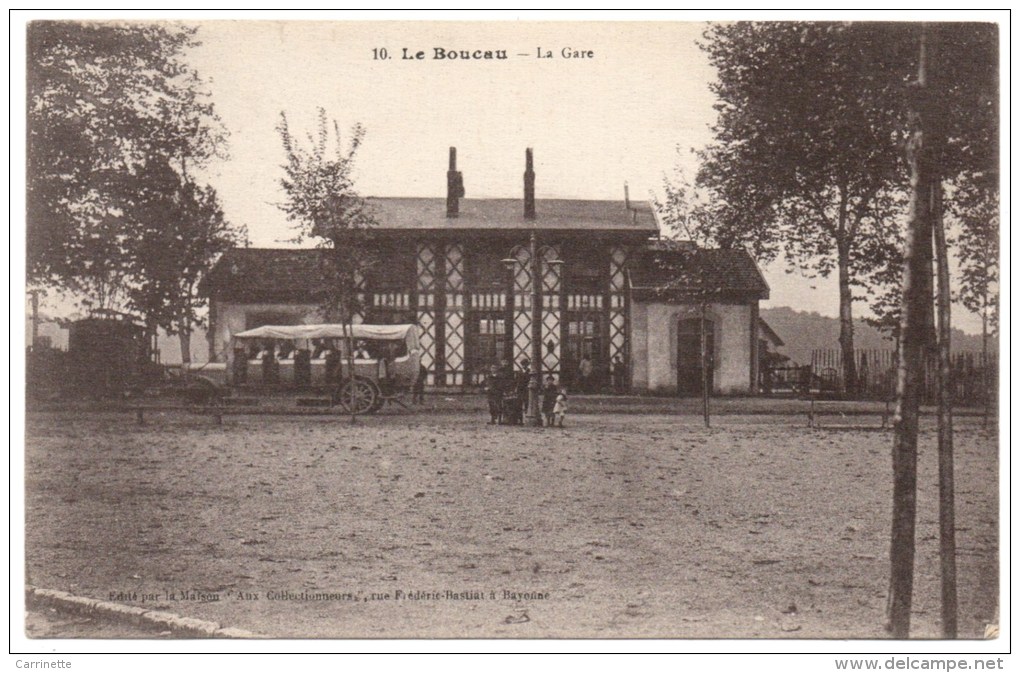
[837,247,857,396]
[29,289,40,348]
[179,331,192,368]
[701,300,710,428]
[888,24,934,639]
[933,178,958,638]
[981,305,989,428]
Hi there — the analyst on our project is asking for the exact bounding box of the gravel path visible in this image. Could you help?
[24,411,998,639]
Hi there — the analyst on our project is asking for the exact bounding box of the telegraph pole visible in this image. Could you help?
[528,231,543,427]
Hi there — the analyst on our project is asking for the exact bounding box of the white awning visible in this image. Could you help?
[233,323,419,349]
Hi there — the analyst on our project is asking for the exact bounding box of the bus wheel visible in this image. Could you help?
[336,377,378,415]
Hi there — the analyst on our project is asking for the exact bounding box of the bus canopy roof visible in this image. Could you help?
[234,324,419,347]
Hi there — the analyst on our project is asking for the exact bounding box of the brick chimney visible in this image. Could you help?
[524,148,536,220]
[446,147,465,218]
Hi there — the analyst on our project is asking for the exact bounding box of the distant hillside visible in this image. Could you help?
[761,306,996,366]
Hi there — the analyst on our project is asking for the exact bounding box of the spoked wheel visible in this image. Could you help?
[335,377,379,415]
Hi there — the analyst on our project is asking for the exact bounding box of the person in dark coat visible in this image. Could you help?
[497,359,514,425]
[412,363,427,404]
[261,341,278,384]
[611,354,628,394]
[508,357,531,425]
[484,364,504,424]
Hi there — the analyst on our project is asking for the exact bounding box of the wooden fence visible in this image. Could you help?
[806,349,997,405]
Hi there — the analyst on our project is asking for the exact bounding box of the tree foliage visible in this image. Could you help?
[276,108,377,322]
[951,173,999,334]
[27,21,232,314]
[653,161,711,245]
[127,160,247,358]
[28,21,245,362]
[695,21,998,383]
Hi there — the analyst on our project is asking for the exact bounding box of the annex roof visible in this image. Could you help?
[757,318,785,347]
[201,248,324,303]
[629,243,770,300]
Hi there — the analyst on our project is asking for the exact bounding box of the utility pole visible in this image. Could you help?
[527,231,543,427]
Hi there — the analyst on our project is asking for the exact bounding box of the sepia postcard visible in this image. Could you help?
[15,11,1006,658]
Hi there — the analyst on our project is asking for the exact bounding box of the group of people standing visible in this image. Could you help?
[484,358,568,428]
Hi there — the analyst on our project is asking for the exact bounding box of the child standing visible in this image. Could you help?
[541,375,558,427]
[553,386,568,428]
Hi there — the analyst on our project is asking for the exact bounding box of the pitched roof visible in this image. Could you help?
[201,248,323,303]
[629,244,770,300]
[758,318,785,347]
[364,197,657,232]
[204,243,770,303]
[202,197,659,301]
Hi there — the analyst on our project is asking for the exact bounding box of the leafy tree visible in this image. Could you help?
[28,20,241,365]
[656,151,780,262]
[276,108,377,418]
[859,233,906,342]
[921,26,996,638]
[697,22,917,392]
[952,173,999,339]
[28,22,191,297]
[653,163,712,245]
[950,171,998,429]
[885,22,998,638]
[27,21,229,317]
[695,23,997,637]
[127,160,247,365]
[696,23,997,382]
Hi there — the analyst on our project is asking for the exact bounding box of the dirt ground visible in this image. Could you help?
[23,407,998,639]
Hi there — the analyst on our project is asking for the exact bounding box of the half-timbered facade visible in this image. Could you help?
[201,150,770,395]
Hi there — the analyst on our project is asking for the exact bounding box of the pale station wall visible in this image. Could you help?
[208,301,326,362]
[630,301,754,395]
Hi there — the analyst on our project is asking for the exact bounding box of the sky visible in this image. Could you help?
[188,21,717,217]
[22,17,1002,335]
[184,20,862,328]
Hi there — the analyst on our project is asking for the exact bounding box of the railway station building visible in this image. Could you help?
[201,150,771,395]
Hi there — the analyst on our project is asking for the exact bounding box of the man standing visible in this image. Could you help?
[510,357,531,425]
[611,354,628,394]
[578,354,594,393]
[412,363,427,404]
[484,364,504,424]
